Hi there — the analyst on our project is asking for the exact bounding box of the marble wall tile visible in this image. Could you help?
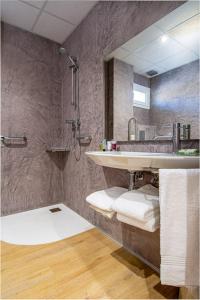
[60,1,184,270]
[1,23,63,216]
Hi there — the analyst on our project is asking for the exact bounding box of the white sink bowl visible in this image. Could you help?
[85,151,199,171]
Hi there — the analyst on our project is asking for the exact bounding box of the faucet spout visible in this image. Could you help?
[172,122,181,153]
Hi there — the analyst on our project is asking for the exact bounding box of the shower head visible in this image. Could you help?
[59,47,66,55]
[58,47,78,70]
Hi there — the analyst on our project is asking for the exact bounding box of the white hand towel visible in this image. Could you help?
[112,185,159,222]
[89,205,115,219]
[117,213,160,232]
[159,169,199,287]
[137,184,159,196]
[86,187,127,212]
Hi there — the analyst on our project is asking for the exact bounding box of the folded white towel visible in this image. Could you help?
[159,169,199,287]
[89,205,115,219]
[86,187,127,212]
[112,184,159,222]
[137,184,159,196]
[117,213,160,232]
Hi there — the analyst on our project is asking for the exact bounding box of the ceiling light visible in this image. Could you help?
[161,35,168,43]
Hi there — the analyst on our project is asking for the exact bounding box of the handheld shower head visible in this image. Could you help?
[59,47,66,55]
[58,47,78,69]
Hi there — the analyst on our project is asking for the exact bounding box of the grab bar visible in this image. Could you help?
[1,136,27,142]
[153,135,173,140]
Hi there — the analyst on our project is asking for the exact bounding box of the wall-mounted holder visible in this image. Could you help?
[1,135,27,146]
[46,147,70,153]
[77,135,92,145]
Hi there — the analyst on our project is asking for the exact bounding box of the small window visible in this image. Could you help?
[133,83,150,109]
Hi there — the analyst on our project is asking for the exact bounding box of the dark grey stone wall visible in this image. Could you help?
[1,23,63,215]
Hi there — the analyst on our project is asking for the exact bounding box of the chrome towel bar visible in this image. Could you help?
[1,136,27,142]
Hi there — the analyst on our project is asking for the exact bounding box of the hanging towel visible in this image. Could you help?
[112,184,159,222]
[159,169,199,287]
[117,213,160,232]
[86,187,127,212]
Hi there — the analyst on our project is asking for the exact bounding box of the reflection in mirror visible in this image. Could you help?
[105,1,200,142]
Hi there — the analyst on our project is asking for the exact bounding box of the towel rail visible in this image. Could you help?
[1,136,27,142]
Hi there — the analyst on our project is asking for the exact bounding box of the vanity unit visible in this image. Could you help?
[86,150,199,190]
[85,151,199,171]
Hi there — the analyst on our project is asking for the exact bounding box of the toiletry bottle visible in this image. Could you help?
[102,139,107,151]
[99,141,103,151]
[107,141,112,151]
[111,140,117,151]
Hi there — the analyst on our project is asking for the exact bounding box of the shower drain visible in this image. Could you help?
[49,207,62,213]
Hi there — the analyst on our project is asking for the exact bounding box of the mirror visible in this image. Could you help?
[105,2,200,142]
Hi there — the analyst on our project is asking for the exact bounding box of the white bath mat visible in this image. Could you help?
[1,204,94,245]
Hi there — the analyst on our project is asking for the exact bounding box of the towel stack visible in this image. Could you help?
[86,187,127,219]
[86,184,160,232]
[113,184,160,232]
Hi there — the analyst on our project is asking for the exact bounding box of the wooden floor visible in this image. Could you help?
[1,228,178,299]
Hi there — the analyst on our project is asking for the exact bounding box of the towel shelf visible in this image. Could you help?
[77,135,92,144]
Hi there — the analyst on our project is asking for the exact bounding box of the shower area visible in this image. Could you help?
[58,46,91,159]
[58,46,81,159]
[1,23,93,244]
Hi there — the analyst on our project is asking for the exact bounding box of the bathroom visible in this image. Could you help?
[1,0,199,299]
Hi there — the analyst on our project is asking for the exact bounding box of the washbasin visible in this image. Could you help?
[85,151,199,170]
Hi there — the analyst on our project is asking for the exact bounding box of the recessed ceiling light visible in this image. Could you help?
[161,35,168,43]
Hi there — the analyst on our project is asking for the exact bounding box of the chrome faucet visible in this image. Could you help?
[172,122,181,153]
[154,122,189,153]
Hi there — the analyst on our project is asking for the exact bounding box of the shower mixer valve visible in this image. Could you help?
[65,119,76,138]
[65,119,81,136]
[65,119,76,126]
[77,119,81,129]
[65,119,80,127]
